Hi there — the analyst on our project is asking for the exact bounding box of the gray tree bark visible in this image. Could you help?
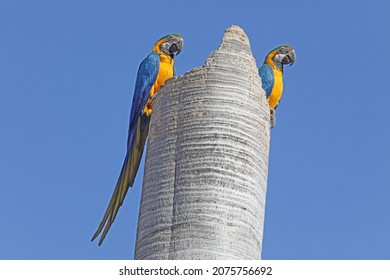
[134,25,270,260]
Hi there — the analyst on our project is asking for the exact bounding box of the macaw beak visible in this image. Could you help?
[169,38,183,56]
[282,49,296,66]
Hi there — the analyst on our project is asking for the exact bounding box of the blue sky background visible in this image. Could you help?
[1,0,389,260]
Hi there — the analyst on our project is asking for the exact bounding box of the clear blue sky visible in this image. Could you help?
[1,0,389,260]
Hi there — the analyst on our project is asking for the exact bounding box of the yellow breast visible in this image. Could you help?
[268,69,284,109]
[143,53,174,116]
[152,55,174,94]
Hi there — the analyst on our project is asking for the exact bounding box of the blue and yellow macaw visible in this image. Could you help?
[259,46,296,128]
[92,34,184,245]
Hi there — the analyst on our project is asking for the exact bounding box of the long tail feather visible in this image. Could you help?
[91,115,150,245]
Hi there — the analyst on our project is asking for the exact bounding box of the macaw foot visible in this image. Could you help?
[143,107,152,116]
[270,108,276,129]
[143,93,158,117]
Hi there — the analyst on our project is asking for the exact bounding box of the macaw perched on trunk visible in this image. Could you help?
[92,34,184,245]
[259,46,296,128]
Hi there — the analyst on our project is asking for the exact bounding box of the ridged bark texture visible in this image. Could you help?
[134,25,270,260]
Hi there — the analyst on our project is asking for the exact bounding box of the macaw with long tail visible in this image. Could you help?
[259,46,296,128]
[92,34,184,245]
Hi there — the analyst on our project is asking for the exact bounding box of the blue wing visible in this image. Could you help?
[259,64,274,98]
[91,52,159,245]
[128,52,160,142]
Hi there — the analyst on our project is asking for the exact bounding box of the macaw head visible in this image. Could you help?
[265,45,296,71]
[153,34,184,58]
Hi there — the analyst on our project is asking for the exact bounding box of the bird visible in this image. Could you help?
[91,34,184,245]
[259,46,296,128]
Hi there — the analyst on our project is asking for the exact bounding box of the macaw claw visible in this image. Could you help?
[150,94,157,102]
[270,108,276,129]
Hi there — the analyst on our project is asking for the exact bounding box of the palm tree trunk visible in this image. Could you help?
[134,25,270,260]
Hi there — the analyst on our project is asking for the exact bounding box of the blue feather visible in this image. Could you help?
[127,52,160,144]
[259,64,274,98]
